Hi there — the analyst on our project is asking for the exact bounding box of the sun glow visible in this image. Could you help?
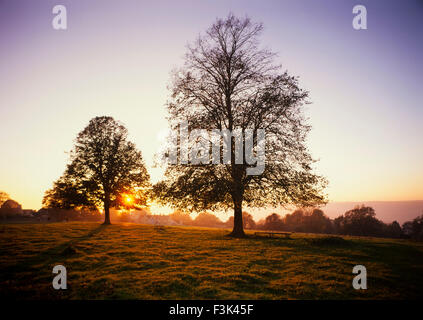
[124,195,134,205]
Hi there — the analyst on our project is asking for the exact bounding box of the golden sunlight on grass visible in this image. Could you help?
[0,222,422,300]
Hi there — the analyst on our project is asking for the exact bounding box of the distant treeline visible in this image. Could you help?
[1,196,422,240]
[255,207,418,239]
[168,206,423,241]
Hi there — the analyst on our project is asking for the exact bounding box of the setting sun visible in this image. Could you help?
[124,195,133,205]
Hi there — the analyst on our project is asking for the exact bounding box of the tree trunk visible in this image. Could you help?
[229,195,245,237]
[103,194,111,225]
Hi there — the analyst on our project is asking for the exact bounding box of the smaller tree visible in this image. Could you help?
[386,221,402,238]
[0,198,23,219]
[193,212,224,228]
[169,210,193,226]
[402,214,423,240]
[335,205,384,237]
[263,213,285,231]
[0,191,9,207]
[284,209,305,231]
[303,208,333,234]
[242,212,257,230]
[43,116,150,224]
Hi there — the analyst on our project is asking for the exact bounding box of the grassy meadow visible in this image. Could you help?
[0,222,422,300]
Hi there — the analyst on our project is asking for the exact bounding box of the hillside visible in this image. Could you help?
[1,222,422,299]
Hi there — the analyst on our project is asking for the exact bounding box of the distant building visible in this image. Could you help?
[0,199,24,219]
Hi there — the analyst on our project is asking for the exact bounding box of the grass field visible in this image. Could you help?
[1,222,422,300]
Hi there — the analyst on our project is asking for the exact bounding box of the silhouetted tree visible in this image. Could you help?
[260,208,332,233]
[334,205,385,237]
[402,214,423,240]
[43,116,150,224]
[284,209,305,231]
[0,198,23,219]
[402,221,413,237]
[385,221,402,238]
[169,210,193,226]
[0,191,9,207]
[263,213,285,231]
[154,14,327,237]
[242,212,257,230]
[193,212,224,228]
[302,208,333,234]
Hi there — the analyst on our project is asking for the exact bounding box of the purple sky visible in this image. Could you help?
[0,0,422,219]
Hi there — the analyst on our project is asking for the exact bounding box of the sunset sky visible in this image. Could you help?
[1,0,422,215]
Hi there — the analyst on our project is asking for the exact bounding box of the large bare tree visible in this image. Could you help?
[154,14,327,237]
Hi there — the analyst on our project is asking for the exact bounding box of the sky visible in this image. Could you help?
[0,0,422,218]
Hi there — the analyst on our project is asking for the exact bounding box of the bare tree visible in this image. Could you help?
[154,14,327,237]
